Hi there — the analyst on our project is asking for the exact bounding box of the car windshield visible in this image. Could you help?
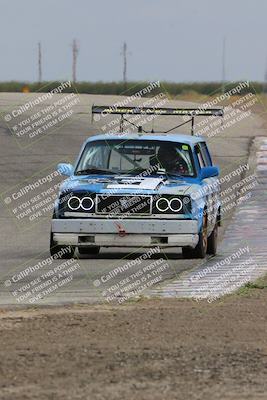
[75,139,195,177]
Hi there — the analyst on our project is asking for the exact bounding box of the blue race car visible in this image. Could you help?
[50,127,221,259]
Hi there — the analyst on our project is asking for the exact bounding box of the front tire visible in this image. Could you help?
[50,232,75,259]
[207,222,218,255]
[182,214,208,259]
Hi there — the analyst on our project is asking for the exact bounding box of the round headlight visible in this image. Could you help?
[169,198,183,212]
[156,198,169,212]
[81,197,94,211]
[68,196,80,210]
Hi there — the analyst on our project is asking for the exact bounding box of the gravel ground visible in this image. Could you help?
[0,285,267,400]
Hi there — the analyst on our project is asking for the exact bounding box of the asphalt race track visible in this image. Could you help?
[0,92,264,306]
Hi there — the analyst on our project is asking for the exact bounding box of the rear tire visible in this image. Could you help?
[182,214,208,259]
[50,232,75,259]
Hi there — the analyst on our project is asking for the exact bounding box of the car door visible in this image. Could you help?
[196,143,219,232]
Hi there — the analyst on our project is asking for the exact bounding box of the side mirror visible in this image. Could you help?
[199,166,219,180]
[57,163,74,177]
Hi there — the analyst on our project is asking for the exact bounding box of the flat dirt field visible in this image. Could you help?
[0,284,267,400]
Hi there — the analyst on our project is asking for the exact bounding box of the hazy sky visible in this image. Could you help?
[0,0,266,82]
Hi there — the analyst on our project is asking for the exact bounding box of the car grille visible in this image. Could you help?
[96,195,152,216]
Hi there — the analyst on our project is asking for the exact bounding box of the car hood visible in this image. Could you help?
[60,175,202,196]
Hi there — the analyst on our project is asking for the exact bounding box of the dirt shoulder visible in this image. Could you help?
[0,281,267,400]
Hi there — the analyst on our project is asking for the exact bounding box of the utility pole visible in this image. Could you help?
[72,39,79,83]
[121,42,128,91]
[222,37,226,94]
[38,42,42,84]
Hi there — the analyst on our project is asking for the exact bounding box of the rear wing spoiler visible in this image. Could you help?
[91,105,224,136]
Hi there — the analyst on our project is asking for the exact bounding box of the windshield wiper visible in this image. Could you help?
[75,167,116,175]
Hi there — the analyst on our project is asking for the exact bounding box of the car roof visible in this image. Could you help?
[85,133,205,145]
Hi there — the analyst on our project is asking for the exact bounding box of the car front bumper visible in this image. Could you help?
[52,218,199,248]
